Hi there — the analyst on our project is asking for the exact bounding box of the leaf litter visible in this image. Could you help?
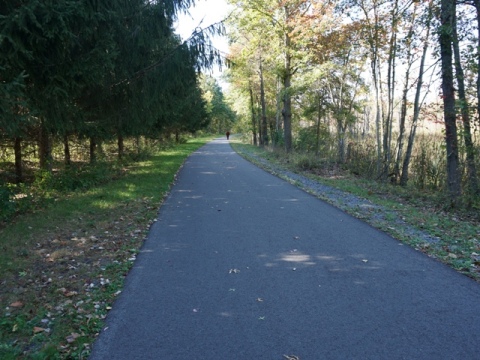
[0,197,158,358]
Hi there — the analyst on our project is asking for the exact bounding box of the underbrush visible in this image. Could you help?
[0,140,164,224]
[261,144,480,216]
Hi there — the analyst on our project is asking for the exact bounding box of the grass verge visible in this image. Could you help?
[230,140,480,282]
[0,137,211,359]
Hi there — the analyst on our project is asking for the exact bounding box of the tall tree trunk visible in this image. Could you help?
[315,96,322,155]
[475,0,480,128]
[275,77,282,146]
[383,0,399,181]
[395,66,410,183]
[14,137,23,183]
[64,134,71,166]
[249,85,258,146]
[136,136,142,153]
[39,122,52,171]
[118,133,124,160]
[90,137,97,163]
[400,0,433,186]
[439,0,461,202]
[337,119,346,163]
[361,0,383,176]
[452,5,478,195]
[259,60,268,146]
[395,2,418,182]
[282,7,293,152]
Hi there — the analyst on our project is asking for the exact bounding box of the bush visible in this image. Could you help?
[292,153,323,171]
[0,185,15,222]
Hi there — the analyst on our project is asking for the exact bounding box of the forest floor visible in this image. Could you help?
[230,141,480,284]
[0,137,479,359]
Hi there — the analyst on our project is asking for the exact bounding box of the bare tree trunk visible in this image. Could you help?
[395,2,417,182]
[39,122,52,171]
[249,85,258,146]
[475,0,480,128]
[383,0,399,181]
[64,134,71,166]
[452,6,479,196]
[259,60,268,146]
[14,137,23,183]
[316,96,322,155]
[283,49,293,152]
[282,6,293,152]
[275,77,282,146]
[337,119,346,163]
[118,133,124,160]
[400,0,433,186]
[439,0,461,203]
[90,137,97,163]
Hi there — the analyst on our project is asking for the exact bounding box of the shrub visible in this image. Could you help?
[0,185,15,222]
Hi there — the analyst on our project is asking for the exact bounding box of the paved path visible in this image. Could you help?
[90,139,480,359]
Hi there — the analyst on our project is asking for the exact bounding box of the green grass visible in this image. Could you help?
[0,137,211,359]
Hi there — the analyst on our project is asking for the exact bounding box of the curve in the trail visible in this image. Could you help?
[90,139,480,360]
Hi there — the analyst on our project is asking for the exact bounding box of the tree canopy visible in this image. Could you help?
[0,0,223,175]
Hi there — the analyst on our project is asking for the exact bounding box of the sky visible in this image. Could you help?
[174,0,231,56]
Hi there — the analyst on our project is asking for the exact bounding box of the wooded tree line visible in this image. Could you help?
[226,0,480,205]
[0,0,223,183]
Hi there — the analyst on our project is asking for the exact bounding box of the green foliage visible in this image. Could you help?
[0,0,219,182]
[32,163,121,194]
[202,76,237,133]
[0,185,15,221]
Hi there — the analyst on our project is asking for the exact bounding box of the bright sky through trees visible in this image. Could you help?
[174,0,230,55]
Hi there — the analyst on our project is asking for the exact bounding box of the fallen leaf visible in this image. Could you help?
[66,333,81,343]
[33,327,45,334]
[10,301,24,308]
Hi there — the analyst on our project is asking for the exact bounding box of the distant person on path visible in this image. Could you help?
[226,131,230,140]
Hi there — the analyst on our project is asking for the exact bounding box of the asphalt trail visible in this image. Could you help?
[90,139,480,359]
